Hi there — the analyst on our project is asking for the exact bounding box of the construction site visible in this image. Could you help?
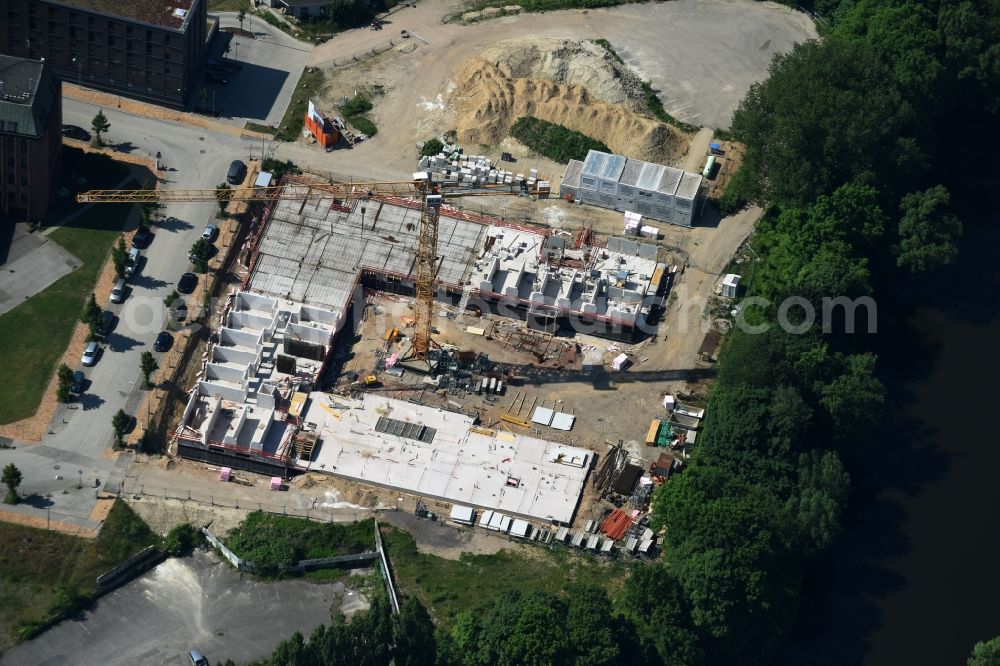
[54,0,815,560]
[85,158,732,559]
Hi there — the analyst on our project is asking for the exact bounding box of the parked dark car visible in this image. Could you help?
[170,301,189,323]
[71,370,87,394]
[153,331,173,352]
[98,310,116,337]
[132,224,153,249]
[177,272,198,294]
[62,125,91,141]
[227,160,247,185]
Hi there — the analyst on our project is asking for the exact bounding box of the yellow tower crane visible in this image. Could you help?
[77,175,534,361]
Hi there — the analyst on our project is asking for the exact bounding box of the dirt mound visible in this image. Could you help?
[451,56,684,164]
[477,38,645,108]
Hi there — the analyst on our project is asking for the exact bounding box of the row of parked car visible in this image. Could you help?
[79,220,207,369]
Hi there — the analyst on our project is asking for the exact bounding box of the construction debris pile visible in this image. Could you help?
[646,396,704,454]
[417,142,550,195]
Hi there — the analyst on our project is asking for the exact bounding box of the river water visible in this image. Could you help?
[778,222,1000,664]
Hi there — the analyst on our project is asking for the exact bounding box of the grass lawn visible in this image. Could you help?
[275,67,326,141]
[244,121,277,135]
[383,527,627,626]
[208,0,250,10]
[0,149,136,424]
[0,501,158,649]
[224,512,375,574]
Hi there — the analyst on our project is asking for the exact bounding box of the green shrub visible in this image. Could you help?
[341,95,373,117]
[421,138,445,156]
[261,158,301,181]
[348,115,378,137]
[162,524,201,557]
[509,117,609,163]
[718,165,754,216]
[48,585,87,616]
[225,513,375,574]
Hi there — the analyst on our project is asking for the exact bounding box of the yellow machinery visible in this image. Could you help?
[500,413,531,428]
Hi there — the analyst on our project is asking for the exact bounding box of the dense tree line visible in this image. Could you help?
[659,0,998,663]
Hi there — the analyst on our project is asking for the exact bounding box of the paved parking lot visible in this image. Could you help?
[0,227,82,317]
[203,13,313,127]
[1,550,369,666]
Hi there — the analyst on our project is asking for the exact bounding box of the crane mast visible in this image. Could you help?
[412,190,442,360]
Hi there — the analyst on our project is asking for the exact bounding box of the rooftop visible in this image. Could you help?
[0,56,55,137]
[248,188,487,313]
[675,171,703,200]
[302,393,594,524]
[582,150,627,182]
[561,160,583,190]
[50,0,198,30]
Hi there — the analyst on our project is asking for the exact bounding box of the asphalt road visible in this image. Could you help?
[1,100,252,528]
[1,550,369,666]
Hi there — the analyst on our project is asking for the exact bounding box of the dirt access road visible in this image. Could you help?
[285,0,815,180]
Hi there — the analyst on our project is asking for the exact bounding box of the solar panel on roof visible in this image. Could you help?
[374,416,436,443]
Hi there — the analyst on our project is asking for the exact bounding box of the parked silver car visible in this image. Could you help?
[81,341,99,366]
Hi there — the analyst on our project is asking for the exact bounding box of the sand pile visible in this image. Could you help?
[476,38,646,108]
[450,55,684,164]
[450,38,686,163]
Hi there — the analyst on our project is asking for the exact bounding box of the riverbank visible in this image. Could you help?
[778,220,1000,664]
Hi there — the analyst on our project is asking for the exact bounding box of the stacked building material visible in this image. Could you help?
[599,508,633,540]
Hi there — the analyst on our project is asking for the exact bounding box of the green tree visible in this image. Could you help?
[789,450,851,555]
[140,351,159,390]
[215,182,231,215]
[730,37,922,208]
[420,138,444,157]
[91,109,111,147]
[817,352,885,438]
[238,7,247,30]
[752,181,885,302]
[895,185,963,273]
[111,236,130,279]
[163,523,201,556]
[81,292,102,340]
[564,585,633,666]
[2,463,22,504]
[190,238,213,274]
[393,598,437,666]
[82,292,101,327]
[111,409,131,448]
[56,363,75,403]
[452,590,571,665]
[968,635,1000,666]
[616,564,705,666]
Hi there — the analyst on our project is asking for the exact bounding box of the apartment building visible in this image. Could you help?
[0,0,209,109]
[0,55,61,220]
